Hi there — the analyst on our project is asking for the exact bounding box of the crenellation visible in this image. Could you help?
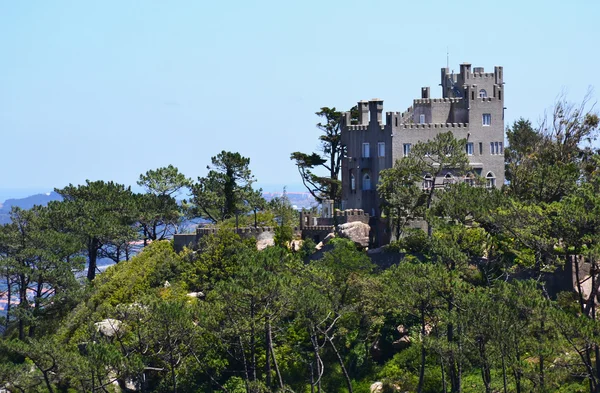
[399,122,468,129]
[472,72,494,78]
[413,97,462,105]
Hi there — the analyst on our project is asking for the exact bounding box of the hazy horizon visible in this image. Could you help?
[1,1,598,192]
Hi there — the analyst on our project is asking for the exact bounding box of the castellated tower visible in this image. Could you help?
[340,63,505,245]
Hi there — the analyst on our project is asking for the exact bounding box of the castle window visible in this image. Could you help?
[423,174,433,190]
[350,172,356,191]
[479,142,483,155]
[479,89,487,98]
[362,173,371,190]
[378,142,385,157]
[443,173,455,187]
[482,113,491,126]
[498,90,502,100]
[490,141,504,155]
[403,143,411,157]
[464,172,475,187]
[362,143,370,158]
[465,142,474,156]
[486,172,496,189]
[419,114,425,124]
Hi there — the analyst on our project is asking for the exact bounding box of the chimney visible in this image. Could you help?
[421,87,430,99]
[368,99,383,124]
[357,100,369,125]
[460,63,472,81]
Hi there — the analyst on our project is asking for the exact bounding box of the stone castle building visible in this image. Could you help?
[340,62,505,243]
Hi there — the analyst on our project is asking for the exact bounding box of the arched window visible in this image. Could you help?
[443,173,454,187]
[362,173,371,190]
[350,171,356,191]
[423,174,433,190]
[464,172,475,187]
[486,172,496,189]
[479,89,487,98]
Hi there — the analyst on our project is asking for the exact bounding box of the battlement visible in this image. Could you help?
[301,225,335,231]
[413,98,463,105]
[398,123,468,129]
[471,72,495,78]
[196,226,281,236]
[346,124,386,131]
[335,208,369,217]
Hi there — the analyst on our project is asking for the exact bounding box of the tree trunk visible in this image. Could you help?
[310,330,322,393]
[5,274,11,331]
[87,238,99,281]
[447,300,460,393]
[324,333,352,393]
[310,362,315,393]
[18,274,26,340]
[42,369,55,393]
[440,355,447,393]
[514,340,522,393]
[478,339,491,393]
[265,319,271,389]
[267,319,284,390]
[250,302,256,382]
[29,280,43,338]
[238,336,250,393]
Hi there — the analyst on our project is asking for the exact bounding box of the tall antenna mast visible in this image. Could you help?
[446,47,449,69]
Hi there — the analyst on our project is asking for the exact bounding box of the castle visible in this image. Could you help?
[340,62,505,244]
[174,62,506,251]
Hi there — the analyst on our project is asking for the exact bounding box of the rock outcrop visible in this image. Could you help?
[95,319,122,337]
[256,231,275,250]
[337,221,370,248]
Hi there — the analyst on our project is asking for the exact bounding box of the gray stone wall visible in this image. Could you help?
[340,62,506,245]
[340,101,392,218]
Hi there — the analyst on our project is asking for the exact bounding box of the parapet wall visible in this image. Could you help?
[335,208,370,224]
[173,226,299,252]
[174,209,370,251]
[413,98,462,105]
[195,226,279,237]
[346,124,386,131]
[398,123,468,129]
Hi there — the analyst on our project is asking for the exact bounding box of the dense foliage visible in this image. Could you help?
[1,98,600,393]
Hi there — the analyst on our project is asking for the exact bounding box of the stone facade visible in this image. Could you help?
[340,63,505,244]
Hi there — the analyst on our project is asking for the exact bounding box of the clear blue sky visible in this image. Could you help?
[1,0,598,197]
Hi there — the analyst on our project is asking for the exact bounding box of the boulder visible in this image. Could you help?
[370,382,383,393]
[337,221,370,248]
[95,319,122,337]
[290,239,303,252]
[187,291,205,299]
[256,231,275,250]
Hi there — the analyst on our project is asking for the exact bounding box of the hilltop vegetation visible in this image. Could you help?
[1,97,600,393]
